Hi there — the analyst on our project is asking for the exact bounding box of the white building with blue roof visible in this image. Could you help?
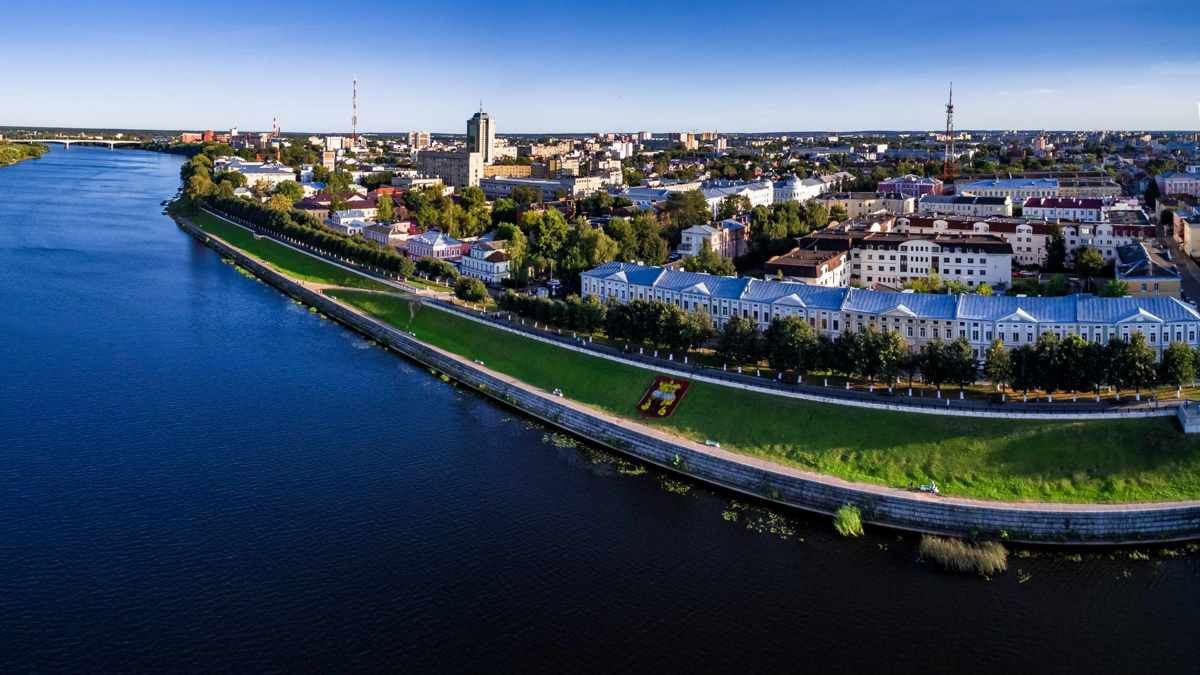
[582,262,1200,357]
[956,178,1058,202]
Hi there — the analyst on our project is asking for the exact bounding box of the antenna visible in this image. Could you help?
[351,75,358,143]
[942,83,956,182]
[480,99,483,114]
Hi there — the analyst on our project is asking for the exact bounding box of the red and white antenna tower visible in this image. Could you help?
[272,117,278,137]
[351,75,358,143]
[942,83,956,182]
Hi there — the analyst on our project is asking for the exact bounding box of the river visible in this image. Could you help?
[1,146,1197,673]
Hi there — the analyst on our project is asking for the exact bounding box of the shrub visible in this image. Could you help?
[919,535,1008,574]
[833,504,864,537]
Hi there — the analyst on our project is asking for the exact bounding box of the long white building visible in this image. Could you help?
[582,262,1200,358]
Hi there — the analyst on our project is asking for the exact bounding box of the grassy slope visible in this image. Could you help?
[191,212,396,292]
[332,289,1200,504]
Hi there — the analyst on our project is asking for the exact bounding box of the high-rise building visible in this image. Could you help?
[467,110,496,165]
[408,131,431,150]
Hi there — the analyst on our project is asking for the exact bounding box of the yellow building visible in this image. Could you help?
[483,164,533,178]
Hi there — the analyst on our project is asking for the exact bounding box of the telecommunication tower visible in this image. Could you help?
[942,83,955,182]
[351,75,358,143]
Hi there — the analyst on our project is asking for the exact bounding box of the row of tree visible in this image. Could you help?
[497,291,609,335]
[984,332,1194,396]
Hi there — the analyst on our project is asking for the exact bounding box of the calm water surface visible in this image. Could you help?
[1,147,1198,673]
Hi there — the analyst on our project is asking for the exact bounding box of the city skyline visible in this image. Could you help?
[2,0,1199,133]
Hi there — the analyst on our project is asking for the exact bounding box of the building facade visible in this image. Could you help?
[416,150,484,188]
[801,231,1013,289]
[917,195,1013,218]
[478,175,605,201]
[895,215,1155,266]
[877,174,945,199]
[956,178,1058,201]
[815,192,915,219]
[1024,197,1104,223]
[460,240,510,284]
[581,262,1200,358]
[679,219,750,259]
[407,231,465,261]
[466,111,496,165]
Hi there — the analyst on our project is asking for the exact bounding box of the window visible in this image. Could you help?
[933,328,939,339]
[920,327,926,338]
[908,326,914,337]
[1141,284,1147,292]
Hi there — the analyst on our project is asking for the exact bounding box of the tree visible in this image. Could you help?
[763,316,818,374]
[1100,279,1129,297]
[553,187,569,201]
[213,170,248,188]
[1059,333,1089,394]
[267,193,293,212]
[460,186,486,212]
[919,338,947,391]
[946,337,978,393]
[663,190,711,228]
[454,276,488,303]
[717,194,752,220]
[1033,331,1063,395]
[976,282,993,296]
[510,185,541,205]
[1144,179,1160,210]
[1124,332,1157,394]
[716,314,762,364]
[682,307,716,349]
[984,339,1011,392]
[1074,246,1103,291]
[274,180,304,203]
[829,204,849,222]
[899,347,921,390]
[683,239,736,276]
[1159,341,1196,393]
[574,294,607,335]
[849,325,894,386]
[533,208,570,258]
[1045,274,1069,297]
[329,195,350,215]
[575,226,618,269]
[1046,225,1068,272]
[376,193,395,222]
[492,197,519,226]
[1010,344,1037,396]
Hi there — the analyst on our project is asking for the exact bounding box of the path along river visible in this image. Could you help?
[1,147,1198,673]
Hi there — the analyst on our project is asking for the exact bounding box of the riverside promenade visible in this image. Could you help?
[176,210,1200,543]
[200,206,1185,424]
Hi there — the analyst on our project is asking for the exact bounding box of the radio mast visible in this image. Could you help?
[942,83,956,182]
[351,75,358,143]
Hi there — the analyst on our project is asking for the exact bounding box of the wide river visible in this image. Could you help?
[1,147,1198,672]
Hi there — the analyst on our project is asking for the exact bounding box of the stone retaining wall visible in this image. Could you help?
[177,217,1200,544]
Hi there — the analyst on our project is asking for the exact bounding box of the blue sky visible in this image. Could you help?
[2,0,1199,133]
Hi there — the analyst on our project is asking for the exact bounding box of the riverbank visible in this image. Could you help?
[174,211,1200,543]
[0,142,50,168]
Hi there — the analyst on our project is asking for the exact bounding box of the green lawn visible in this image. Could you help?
[332,289,1200,505]
[190,212,397,292]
